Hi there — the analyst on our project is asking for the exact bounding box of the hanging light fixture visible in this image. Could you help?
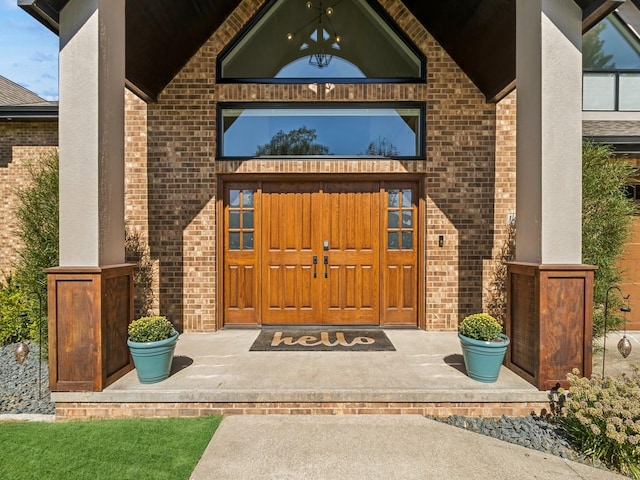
[286,1,342,69]
[618,301,633,358]
[14,342,29,364]
[602,285,632,378]
[12,291,45,398]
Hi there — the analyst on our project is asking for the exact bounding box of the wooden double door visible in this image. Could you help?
[223,180,418,327]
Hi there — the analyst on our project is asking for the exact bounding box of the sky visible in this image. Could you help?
[0,0,59,100]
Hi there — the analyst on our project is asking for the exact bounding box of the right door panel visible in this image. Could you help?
[381,183,418,325]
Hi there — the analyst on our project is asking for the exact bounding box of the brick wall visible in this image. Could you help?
[124,0,517,332]
[56,400,550,419]
[0,121,58,275]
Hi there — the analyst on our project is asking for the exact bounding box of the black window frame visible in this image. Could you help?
[217,101,426,160]
[582,12,640,112]
[582,69,640,111]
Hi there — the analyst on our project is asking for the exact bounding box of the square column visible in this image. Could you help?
[50,0,132,392]
[509,0,594,389]
[516,0,583,264]
[59,0,125,267]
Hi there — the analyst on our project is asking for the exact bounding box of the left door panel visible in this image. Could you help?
[261,182,323,324]
[224,184,260,325]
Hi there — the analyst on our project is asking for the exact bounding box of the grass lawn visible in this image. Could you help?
[0,416,222,480]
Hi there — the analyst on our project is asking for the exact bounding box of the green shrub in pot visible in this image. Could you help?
[458,313,509,383]
[127,316,178,384]
[458,313,503,342]
[128,315,174,343]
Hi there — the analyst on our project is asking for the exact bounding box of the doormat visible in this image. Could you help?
[250,329,395,352]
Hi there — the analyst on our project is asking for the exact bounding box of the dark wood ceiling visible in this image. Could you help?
[19,0,620,102]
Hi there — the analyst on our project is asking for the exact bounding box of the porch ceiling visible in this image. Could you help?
[19,0,621,102]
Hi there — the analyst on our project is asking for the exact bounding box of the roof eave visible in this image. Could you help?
[18,0,61,36]
[582,0,626,32]
[584,135,640,155]
[18,0,626,104]
[0,105,59,121]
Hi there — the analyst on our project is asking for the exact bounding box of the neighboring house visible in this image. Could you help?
[15,0,622,393]
[0,75,58,275]
[582,1,640,329]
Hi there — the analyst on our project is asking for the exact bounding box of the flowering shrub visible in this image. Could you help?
[557,368,640,478]
[458,313,503,341]
[128,316,174,343]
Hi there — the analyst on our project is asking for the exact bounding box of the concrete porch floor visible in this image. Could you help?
[52,330,557,417]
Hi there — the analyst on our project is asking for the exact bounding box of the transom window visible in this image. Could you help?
[218,0,424,82]
[219,104,424,158]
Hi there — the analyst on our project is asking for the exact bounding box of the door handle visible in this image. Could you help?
[324,255,328,278]
[313,255,317,278]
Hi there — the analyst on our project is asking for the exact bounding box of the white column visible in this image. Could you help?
[516,0,583,264]
[58,0,125,266]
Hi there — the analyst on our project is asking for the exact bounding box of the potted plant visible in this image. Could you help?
[458,313,510,383]
[127,315,179,384]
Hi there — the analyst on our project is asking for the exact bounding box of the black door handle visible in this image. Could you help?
[324,255,328,278]
[313,255,317,278]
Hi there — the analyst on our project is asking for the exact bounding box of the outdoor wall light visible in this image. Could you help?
[602,285,632,378]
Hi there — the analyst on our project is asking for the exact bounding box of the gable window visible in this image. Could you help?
[218,0,425,82]
[583,13,640,111]
[219,103,424,159]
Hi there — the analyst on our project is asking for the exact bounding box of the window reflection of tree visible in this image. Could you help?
[255,126,330,155]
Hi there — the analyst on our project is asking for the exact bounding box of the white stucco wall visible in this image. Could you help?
[516,0,583,265]
[59,0,125,266]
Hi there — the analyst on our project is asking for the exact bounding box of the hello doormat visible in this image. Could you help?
[249,329,395,351]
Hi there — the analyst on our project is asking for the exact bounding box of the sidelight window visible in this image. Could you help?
[387,189,413,250]
[228,189,255,250]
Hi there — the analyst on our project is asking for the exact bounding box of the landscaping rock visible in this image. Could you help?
[0,342,54,415]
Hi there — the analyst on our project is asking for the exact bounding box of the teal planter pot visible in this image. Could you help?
[127,330,179,384]
[458,333,510,383]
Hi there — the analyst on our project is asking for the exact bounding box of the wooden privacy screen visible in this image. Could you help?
[46,264,134,391]
[506,262,596,390]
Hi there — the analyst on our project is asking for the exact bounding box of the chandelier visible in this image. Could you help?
[286,1,342,68]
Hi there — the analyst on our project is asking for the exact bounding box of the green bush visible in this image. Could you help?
[557,368,640,478]
[12,152,59,336]
[458,313,503,341]
[582,141,636,338]
[128,316,174,343]
[0,275,30,344]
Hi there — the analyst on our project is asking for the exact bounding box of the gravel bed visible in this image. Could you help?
[0,342,54,415]
[431,414,615,474]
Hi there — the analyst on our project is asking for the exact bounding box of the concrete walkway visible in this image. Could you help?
[190,415,626,480]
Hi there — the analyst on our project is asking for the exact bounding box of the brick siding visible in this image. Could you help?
[55,400,549,420]
[0,121,58,275]
[122,0,517,332]
[0,0,518,333]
